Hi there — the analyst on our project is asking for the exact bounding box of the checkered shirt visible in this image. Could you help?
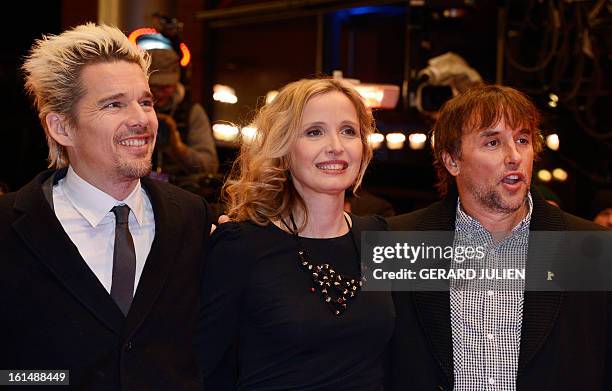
[450,193,533,391]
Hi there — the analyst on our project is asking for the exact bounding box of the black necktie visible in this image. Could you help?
[110,205,136,316]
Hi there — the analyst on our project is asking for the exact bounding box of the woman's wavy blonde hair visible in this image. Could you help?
[22,23,150,168]
[224,77,375,230]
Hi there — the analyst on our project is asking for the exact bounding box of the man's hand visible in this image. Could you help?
[209,215,231,236]
[157,113,188,158]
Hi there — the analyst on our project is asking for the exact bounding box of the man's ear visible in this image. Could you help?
[45,113,75,147]
[442,151,460,177]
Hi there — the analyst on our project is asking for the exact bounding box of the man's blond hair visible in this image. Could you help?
[22,23,151,168]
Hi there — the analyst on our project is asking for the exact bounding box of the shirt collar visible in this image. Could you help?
[456,191,533,234]
[61,166,145,227]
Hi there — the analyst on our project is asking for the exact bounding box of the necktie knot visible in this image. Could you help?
[112,205,131,224]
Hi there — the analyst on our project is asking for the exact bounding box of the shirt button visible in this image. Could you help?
[487,290,495,296]
[487,333,494,340]
[488,377,496,385]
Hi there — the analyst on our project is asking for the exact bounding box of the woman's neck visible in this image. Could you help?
[291,193,348,238]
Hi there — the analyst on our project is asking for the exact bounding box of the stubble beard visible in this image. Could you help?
[117,154,152,179]
[468,178,528,214]
[114,128,156,179]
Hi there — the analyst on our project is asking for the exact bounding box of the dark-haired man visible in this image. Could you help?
[389,84,610,390]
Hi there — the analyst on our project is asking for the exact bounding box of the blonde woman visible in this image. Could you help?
[197,78,394,390]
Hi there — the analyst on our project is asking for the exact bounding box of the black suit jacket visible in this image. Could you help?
[388,190,612,391]
[0,169,211,390]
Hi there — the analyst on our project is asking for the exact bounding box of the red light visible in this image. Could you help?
[129,27,191,68]
[179,42,191,67]
[128,27,158,45]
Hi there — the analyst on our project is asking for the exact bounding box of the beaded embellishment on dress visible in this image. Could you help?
[284,214,362,316]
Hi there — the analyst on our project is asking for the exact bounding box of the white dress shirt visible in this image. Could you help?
[450,193,532,391]
[53,166,155,295]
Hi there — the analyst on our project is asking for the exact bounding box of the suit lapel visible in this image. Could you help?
[124,178,183,335]
[518,190,565,372]
[12,171,124,334]
[412,195,457,384]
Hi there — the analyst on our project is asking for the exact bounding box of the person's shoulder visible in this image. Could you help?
[142,177,206,204]
[211,220,287,248]
[387,206,431,230]
[532,195,608,231]
[141,177,210,224]
[349,213,388,230]
[188,102,208,118]
[560,209,609,231]
[204,222,269,286]
[211,220,242,239]
[0,170,53,218]
[0,175,48,233]
[142,175,183,193]
[208,220,271,262]
[190,101,205,111]
[350,190,395,217]
[211,220,268,242]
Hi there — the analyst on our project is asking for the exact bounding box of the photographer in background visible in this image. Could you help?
[148,48,219,180]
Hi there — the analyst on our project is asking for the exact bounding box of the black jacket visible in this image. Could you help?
[0,170,211,390]
[387,190,611,390]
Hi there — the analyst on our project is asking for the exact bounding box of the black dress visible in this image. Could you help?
[198,214,395,391]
